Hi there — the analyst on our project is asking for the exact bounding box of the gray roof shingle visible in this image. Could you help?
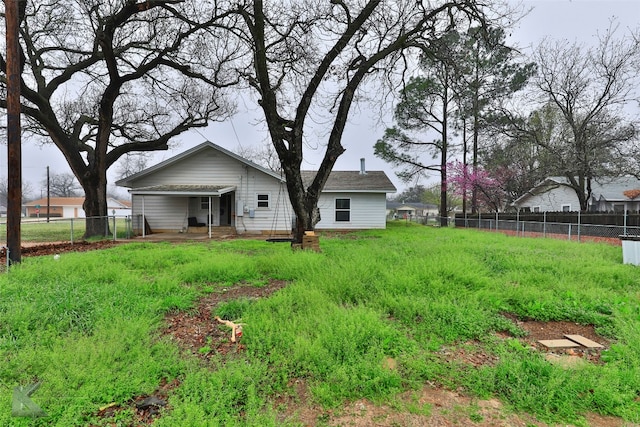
[301,171,397,193]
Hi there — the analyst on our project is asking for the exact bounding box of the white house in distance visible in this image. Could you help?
[115,141,397,236]
[24,197,131,218]
[513,176,640,212]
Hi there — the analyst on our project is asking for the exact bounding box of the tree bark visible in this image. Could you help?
[81,169,109,238]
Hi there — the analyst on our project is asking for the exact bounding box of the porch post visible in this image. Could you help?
[142,196,146,238]
[208,196,212,239]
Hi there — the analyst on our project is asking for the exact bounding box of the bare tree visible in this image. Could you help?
[116,153,151,181]
[0,1,238,237]
[0,178,33,206]
[231,0,513,242]
[43,172,82,198]
[528,24,640,210]
[234,142,282,173]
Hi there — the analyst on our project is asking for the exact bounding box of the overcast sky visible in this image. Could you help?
[4,0,640,198]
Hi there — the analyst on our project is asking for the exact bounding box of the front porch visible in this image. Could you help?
[186,225,237,237]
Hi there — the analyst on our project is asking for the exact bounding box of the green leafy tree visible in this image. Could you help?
[421,183,461,213]
[454,26,536,213]
[375,31,463,226]
[375,26,533,222]
[390,185,427,204]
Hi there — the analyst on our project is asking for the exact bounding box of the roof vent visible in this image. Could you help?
[360,158,366,175]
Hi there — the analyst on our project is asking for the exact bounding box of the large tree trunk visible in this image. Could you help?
[440,85,449,226]
[282,163,324,244]
[81,170,110,238]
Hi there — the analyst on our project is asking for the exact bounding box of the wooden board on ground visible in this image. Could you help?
[564,334,604,348]
[538,339,581,348]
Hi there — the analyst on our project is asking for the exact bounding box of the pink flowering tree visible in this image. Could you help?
[447,161,508,212]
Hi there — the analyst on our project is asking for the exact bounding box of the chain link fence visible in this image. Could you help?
[454,213,638,244]
[0,215,136,246]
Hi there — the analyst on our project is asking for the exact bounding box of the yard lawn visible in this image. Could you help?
[0,222,638,426]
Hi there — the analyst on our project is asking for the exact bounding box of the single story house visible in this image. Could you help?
[24,197,132,218]
[386,202,439,219]
[512,176,640,212]
[115,141,397,236]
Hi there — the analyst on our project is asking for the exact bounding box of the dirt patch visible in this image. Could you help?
[90,377,179,426]
[163,279,289,359]
[291,386,627,427]
[0,240,121,264]
[501,313,612,364]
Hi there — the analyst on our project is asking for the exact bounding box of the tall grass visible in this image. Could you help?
[1,223,639,426]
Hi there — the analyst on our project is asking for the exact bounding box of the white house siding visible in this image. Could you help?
[62,206,84,218]
[129,149,292,234]
[315,192,387,229]
[132,195,189,232]
[518,185,581,212]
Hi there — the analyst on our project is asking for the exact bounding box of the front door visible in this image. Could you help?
[220,194,232,226]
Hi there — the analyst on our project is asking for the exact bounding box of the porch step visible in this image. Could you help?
[187,226,236,236]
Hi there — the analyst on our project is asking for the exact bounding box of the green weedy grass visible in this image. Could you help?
[1,223,640,425]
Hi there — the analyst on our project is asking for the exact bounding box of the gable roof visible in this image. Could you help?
[590,177,640,201]
[115,141,283,188]
[513,176,640,205]
[117,141,397,193]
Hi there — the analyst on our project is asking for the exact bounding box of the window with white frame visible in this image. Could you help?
[200,197,210,210]
[532,206,540,213]
[561,204,571,212]
[335,198,351,222]
[256,193,270,209]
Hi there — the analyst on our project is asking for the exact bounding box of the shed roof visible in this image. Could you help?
[129,185,236,196]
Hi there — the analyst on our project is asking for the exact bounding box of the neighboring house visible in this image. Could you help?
[25,197,85,218]
[512,176,640,212]
[115,141,397,235]
[386,202,439,219]
[24,197,132,218]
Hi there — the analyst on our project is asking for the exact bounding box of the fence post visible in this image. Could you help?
[543,211,547,237]
[70,219,74,244]
[496,211,499,231]
[577,211,581,242]
[568,223,572,240]
[516,210,519,236]
[624,210,628,236]
[112,215,116,242]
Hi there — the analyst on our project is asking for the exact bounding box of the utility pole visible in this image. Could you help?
[46,166,50,223]
[6,0,23,265]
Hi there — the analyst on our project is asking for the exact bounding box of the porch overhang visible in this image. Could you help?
[129,185,236,196]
